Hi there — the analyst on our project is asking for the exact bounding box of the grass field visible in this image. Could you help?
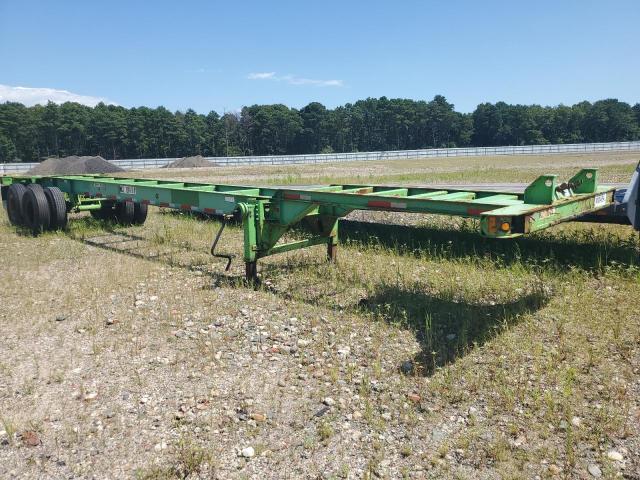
[123,151,640,186]
[1,152,639,479]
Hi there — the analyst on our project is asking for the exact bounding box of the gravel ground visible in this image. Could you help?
[1,209,638,479]
[165,156,217,169]
[0,231,429,478]
[27,156,125,175]
[1,153,639,479]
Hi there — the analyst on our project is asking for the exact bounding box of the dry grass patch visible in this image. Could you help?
[118,151,640,186]
[1,152,639,478]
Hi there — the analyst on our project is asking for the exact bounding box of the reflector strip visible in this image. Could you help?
[367,200,407,209]
[467,208,485,215]
[284,193,312,201]
[367,200,390,208]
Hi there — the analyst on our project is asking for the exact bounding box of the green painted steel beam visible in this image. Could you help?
[370,187,409,196]
[265,236,331,256]
[469,194,522,205]
[1,169,620,279]
[408,190,449,199]
[2,171,616,226]
[339,186,375,194]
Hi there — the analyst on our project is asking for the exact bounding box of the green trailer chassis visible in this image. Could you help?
[0,169,619,280]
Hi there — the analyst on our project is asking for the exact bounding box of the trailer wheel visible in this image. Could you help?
[21,185,51,233]
[114,201,135,225]
[90,201,116,220]
[6,183,28,226]
[43,187,68,230]
[132,202,148,225]
[28,183,43,191]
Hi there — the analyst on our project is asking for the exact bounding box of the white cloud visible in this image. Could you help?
[247,72,276,80]
[0,84,115,107]
[247,72,343,87]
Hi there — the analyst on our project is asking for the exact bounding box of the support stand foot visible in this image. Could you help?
[245,261,258,282]
[327,242,337,262]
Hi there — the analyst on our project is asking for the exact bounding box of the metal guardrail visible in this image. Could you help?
[2,140,640,174]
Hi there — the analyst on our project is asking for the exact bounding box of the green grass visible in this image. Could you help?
[60,206,640,386]
[124,150,640,186]
[227,162,638,187]
[135,437,214,479]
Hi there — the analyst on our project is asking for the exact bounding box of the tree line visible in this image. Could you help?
[0,96,639,163]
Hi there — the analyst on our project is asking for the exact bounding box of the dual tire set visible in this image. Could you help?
[4,182,149,234]
[89,200,148,225]
[6,183,67,234]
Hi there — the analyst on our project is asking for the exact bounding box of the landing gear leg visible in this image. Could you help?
[327,241,337,262]
[245,261,258,282]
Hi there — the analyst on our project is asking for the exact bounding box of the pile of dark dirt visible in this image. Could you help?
[164,155,216,168]
[27,156,125,175]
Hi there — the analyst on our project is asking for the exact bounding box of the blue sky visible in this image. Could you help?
[1,0,638,113]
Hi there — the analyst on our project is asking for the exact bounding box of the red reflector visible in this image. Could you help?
[467,208,485,215]
[367,200,392,208]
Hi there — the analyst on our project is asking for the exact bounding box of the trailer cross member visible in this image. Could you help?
[1,168,624,280]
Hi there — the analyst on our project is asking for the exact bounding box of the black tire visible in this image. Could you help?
[27,183,44,192]
[21,185,51,234]
[43,187,68,230]
[114,201,135,225]
[90,201,116,220]
[132,202,148,225]
[6,183,28,226]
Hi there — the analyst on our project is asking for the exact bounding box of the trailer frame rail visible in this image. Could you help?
[0,169,619,280]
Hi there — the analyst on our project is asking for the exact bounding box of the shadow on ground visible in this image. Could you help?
[359,282,550,376]
[340,219,640,272]
[65,215,637,376]
[68,217,239,280]
[77,223,551,375]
